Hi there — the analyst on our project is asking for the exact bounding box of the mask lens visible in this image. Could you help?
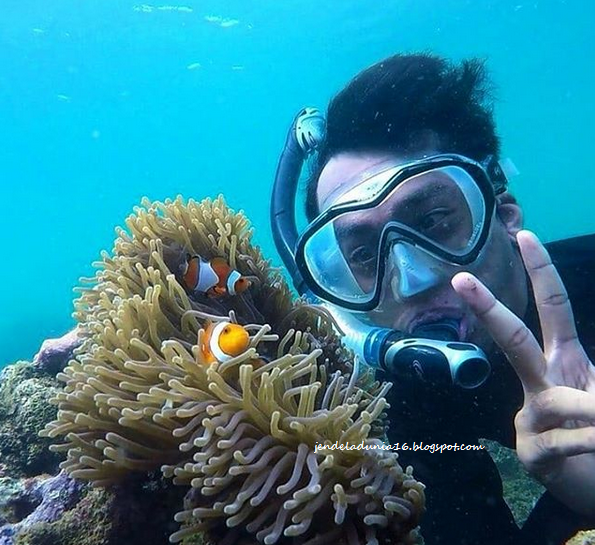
[302,224,372,305]
[303,165,487,306]
[386,166,486,253]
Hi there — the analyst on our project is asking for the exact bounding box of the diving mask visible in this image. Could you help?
[295,154,508,312]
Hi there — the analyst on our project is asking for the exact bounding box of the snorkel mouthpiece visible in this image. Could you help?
[364,318,491,389]
[411,317,460,341]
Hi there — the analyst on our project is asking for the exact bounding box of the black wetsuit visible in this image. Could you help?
[383,234,595,545]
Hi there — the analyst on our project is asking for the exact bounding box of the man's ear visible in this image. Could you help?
[496,192,523,238]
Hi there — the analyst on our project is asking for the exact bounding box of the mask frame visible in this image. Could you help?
[295,153,507,311]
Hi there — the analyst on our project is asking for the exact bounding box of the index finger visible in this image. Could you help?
[451,271,549,396]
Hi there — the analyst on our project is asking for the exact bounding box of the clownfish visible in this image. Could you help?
[181,254,251,297]
[200,321,251,364]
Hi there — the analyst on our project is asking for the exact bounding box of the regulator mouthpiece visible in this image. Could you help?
[370,319,491,389]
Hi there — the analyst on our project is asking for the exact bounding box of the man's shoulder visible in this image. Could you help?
[546,233,595,270]
[546,233,595,352]
[545,233,595,295]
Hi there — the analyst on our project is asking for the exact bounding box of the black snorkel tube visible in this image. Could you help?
[270,107,324,296]
[270,108,491,389]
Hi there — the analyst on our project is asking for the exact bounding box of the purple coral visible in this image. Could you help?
[0,471,84,545]
[32,329,81,376]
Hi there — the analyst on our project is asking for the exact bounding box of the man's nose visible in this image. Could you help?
[387,242,445,300]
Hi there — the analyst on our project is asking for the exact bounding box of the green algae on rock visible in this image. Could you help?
[566,530,595,545]
[0,362,62,478]
[480,439,545,526]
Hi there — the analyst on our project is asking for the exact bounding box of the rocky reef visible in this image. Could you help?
[480,439,544,526]
[567,530,595,545]
[0,362,61,479]
[0,196,426,545]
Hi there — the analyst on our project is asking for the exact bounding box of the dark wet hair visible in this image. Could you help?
[305,53,500,221]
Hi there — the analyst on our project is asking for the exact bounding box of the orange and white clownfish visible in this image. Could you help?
[181,254,251,297]
[200,321,251,365]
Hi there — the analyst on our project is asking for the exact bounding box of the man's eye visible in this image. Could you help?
[418,209,449,231]
[349,247,375,266]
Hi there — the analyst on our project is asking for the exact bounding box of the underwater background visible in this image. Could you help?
[1,0,594,369]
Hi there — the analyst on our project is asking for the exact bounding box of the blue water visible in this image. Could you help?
[1,0,594,368]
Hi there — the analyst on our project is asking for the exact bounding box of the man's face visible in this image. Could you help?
[316,151,529,355]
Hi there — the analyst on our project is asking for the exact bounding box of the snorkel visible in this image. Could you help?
[270,108,491,389]
[270,108,323,297]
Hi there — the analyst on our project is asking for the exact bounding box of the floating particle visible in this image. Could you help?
[204,14,240,27]
[157,5,193,13]
[220,18,239,27]
[133,4,154,12]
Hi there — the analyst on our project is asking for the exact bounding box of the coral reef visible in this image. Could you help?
[40,196,426,545]
[0,329,82,480]
[0,363,62,478]
[0,470,187,545]
[0,471,84,545]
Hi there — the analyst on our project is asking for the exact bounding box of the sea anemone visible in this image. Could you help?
[41,196,425,544]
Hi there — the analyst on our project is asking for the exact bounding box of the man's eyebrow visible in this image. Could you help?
[388,181,452,212]
[335,220,376,241]
[397,192,426,210]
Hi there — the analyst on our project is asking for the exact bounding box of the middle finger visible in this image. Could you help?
[517,230,579,356]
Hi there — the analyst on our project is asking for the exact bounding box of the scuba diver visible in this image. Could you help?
[270,53,595,544]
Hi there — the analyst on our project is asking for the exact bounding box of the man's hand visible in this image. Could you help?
[451,230,595,518]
